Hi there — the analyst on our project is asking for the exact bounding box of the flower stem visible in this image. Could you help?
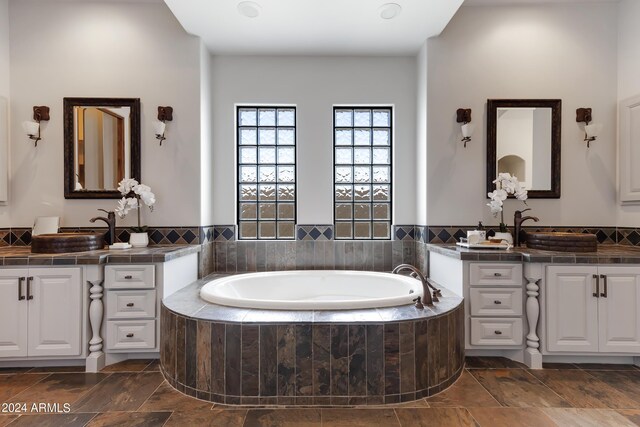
[137,196,141,230]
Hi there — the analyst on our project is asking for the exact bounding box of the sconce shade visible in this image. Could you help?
[22,120,39,136]
[461,123,475,138]
[152,120,166,136]
[585,122,603,140]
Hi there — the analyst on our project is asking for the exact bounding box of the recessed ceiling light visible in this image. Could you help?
[237,1,261,18]
[379,3,402,20]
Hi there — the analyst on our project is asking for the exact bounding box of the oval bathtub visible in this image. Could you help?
[199,270,423,310]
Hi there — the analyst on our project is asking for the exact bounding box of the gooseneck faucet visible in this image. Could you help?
[514,208,539,247]
[392,264,442,308]
[90,209,116,246]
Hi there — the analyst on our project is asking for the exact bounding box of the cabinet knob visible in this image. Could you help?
[124,275,133,280]
[126,303,134,307]
[126,333,134,338]
[494,272,502,277]
[493,300,502,305]
[494,330,503,335]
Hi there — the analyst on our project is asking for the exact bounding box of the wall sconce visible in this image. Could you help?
[576,107,603,148]
[153,106,173,146]
[456,108,474,148]
[22,106,50,147]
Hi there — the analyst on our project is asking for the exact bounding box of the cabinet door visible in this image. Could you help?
[0,269,29,358]
[619,94,640,203]
[546,266,599,352]
[598,267,640,353]
[27,268,82,357]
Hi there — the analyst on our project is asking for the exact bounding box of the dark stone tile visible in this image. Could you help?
[277,325,295,396]
[465,357,527,369]
[259,325,277,397]
[176,316,186,384]
[86,411,171,427]
[210,323,225,395]
[296,324,313,397]
[196,321,211,392]
[348,324,366,396]
[225,323,241,396]
[185,318,197,388]
[366,324,384,397]
[241,325,259,396]
[400,321,416,394]
[243,409,321,426]
[12,373,108,412]
[322,408,400,426]
[312,325,331,397]
[384,323,400,395]
[9,413,96,427]
[139,382,213,411]
[73,372,164,412]
[330,325,349,396]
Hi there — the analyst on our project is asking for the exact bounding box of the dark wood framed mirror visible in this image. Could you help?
[487,99,561,199]
[64,97,141,199]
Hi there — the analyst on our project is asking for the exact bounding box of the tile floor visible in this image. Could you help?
[0,357,639,426]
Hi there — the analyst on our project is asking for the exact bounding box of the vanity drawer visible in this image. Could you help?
[470,318,523,346]
[106,320,156,351]
[470,288,523,316]
[105,265,155,289]
[469,263,522,287]
[107,290,156,319]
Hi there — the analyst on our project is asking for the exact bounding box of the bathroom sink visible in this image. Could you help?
[31,232,105,254]
[525,232,597,253]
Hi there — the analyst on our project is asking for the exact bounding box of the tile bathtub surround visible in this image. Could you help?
[160,301,465,406]
[211,240,416,273]
[296,225,334,241]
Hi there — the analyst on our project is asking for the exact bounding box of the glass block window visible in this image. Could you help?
[334,107,392,240]
[237,106,296,240]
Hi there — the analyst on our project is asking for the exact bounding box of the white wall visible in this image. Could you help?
[0,0,8,100]
[617,0,640,227]
[200,42,214,226]
[427,4,618,227]
[210,55,417,225]
[416,42,428,226]
[0,0,10,209]
[7,0,203,228]
[618,0,640,100]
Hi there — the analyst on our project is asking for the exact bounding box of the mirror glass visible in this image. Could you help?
[487,99,561,199]
[64,98,140,199]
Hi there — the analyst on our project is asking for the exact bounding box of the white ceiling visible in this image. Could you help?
[163,0,465,56]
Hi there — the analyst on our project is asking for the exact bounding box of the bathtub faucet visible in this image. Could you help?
[391,264,442,308]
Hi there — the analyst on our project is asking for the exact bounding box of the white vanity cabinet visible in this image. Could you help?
[546,265,640,354]
[0,268,82,358]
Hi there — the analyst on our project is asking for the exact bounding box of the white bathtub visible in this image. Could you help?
[199,270,423,310]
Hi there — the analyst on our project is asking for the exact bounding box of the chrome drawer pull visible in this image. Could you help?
[124,275,133,280]
[494,272,502,277]
[494,330,503,335]
[126,333,134,338]
[494,300,502,305]
[126,303,135,307]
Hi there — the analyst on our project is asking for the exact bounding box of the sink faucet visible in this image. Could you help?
[90,209,116,246]
[514,208,539,247]
[391,264,442,308]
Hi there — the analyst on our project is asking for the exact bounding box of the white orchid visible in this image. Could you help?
[117,178,139,196]
[488,174,528,232]
[115,179,156,232]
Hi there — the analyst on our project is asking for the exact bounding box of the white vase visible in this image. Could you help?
[493,231,513,244]
[129,232,149,248]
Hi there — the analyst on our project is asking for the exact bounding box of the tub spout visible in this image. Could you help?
[392,264,441,307]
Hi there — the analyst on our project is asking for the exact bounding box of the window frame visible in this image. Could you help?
[236,105,297,240]
[332,105,393,240]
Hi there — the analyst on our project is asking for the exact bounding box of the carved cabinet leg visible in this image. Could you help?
[524,263,543,369]
[86,279,105,372]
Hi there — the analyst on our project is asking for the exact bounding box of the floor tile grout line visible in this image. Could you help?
[159,410,175,427]
[135,380,166,412]
[463,368,504,408]
[1,372,54,403]
[518,368,574,408]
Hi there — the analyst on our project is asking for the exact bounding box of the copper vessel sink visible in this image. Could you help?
[31,232,105,254]
[526,232,597,253]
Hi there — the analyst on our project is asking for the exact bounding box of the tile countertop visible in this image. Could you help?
[426,243,640,264]
[0,244,201,266]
